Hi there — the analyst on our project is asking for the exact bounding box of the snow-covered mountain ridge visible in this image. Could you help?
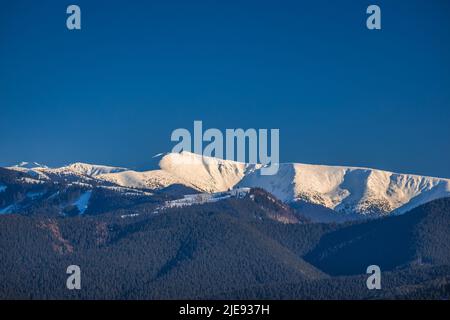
[3,152,450,219]
[238,162,450,216]
[99,152,450,218]
[7,162,128,179]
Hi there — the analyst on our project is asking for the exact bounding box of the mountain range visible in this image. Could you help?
[1,153,450,299]
[2,151,449,222]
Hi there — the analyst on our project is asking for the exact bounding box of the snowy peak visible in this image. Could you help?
[12,162,48,169]
[158,152,257,192]
[8,161,127,178]
[62,162,128,177]
[99,152,256,193]
[239,163,450,217]
[6,161,129,185]
[7,162,51,180]
[97,151,450,219]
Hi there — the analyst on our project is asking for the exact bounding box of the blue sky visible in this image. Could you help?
[1,0,449,177]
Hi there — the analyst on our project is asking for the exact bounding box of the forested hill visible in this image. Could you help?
[0,195,449,299]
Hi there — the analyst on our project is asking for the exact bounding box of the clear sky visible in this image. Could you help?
[1,0,449,177]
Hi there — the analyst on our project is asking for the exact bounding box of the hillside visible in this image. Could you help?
[304,197,450,276]
[1,196,449,299]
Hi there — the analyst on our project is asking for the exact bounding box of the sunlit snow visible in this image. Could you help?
[73,191,92,215]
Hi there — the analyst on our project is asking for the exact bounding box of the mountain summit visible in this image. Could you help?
[12,162,48,169]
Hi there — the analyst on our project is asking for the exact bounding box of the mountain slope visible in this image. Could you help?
[57,163,128,176]
[239,162,450,218]
[0,195,325,299]
[1,195,449,299]
[7,162,128,184]
[304,197,450,276]
[98,169,187,190]
[0,166,159,216]
[99,152,257,193]
[11,162,48,169]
